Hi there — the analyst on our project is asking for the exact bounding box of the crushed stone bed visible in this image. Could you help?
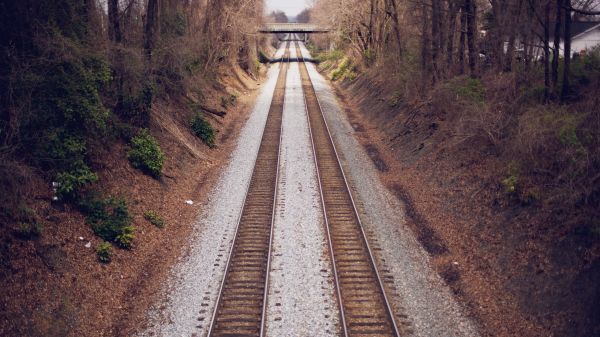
[265,57,340,337]
[136,44,285,337]
[300,42,480,337]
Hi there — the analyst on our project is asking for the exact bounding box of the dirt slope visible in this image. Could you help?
[332,72,600,337]
[0,65,265,337]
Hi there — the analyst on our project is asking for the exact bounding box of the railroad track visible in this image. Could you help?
[207,43,290,337]
[296,42,401,337]
[208,41,399,337]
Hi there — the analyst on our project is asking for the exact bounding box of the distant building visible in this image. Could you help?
[563,22,600,56]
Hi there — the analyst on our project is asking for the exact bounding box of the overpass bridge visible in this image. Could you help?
[259,23,330,34]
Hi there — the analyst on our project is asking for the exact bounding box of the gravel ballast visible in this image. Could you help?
[265,58,340,337]
[136,45,285,337]
[299,43,480,337]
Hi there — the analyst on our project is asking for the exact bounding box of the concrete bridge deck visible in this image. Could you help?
[259,23,330,33]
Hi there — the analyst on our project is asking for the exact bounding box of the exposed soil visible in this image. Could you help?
[0,64,265,337]
[330,72,600,337]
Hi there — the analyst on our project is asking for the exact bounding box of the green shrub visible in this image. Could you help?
[34,128,99,199]
[220,94,237,109]
[191,113,216,147]
[36,55,111,132]
[501,161,520,195]
[15,204,36,222]
[35,129,87,169]
[162,11,187,37]
[447,77,486,103]
[96,242,112,263]
[502,174,518,194]
[185,58,203,75]
[79,195,135,249]
[128,129,165,178]
[363,48,376,64]
[330,57,352,81]
[119,83,154,127]
[55,161,98,199]
[16,222,43,240]
[313,49,344,63]
[557,114,583,147]
[144,210,165,228]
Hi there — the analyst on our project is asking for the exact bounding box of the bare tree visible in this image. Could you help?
[144,0,160,59]
[108,0,122,43]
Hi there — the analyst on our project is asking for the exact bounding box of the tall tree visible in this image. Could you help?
[108,0,122,43]
[431,0,442,80]
[386,0,403,56]
[553,0,563,92]
[446,0,459,68]
[459,4,467,74]
[544,0,551,101]
[561,0,572,100]
[465,0,477,77]
[144,0,160,59]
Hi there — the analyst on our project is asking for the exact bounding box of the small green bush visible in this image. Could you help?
[363,48,376,64]
[220,94,237,109]
[330,57,352,81]
[313,49,344,64]
[501,161,520,195]
[447,77,486,103]
[128,129,165,178]
[35,129,99,198]
[119,83,154,127]
[144,210,165,228]
[502,174,518,194]
[15,204,36,222]
[96,242,112,263]
[16,222,43,240]
[191,113,216,147]
[55,161,98,199]
[35,129,87,169]
[79,195,135,249]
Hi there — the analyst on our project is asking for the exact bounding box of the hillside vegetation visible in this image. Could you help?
[0,0,268,335]
[309,0,600,336]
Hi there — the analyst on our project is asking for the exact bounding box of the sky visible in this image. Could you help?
[266,0,311,17]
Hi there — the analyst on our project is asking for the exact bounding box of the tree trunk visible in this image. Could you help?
[387,0,403,57]
[544,0,551,101]
[144,0,160,59]
[465,0,477,77]
[108,0,122,43]
[490,0,506,70]
[367,0,375,51]
[459,5,466,74]
[431,0,442,81]
[561,0,571,100]
[552,0,563,92]
[421,3,431,79]
[504,0,523,72]
[446,0,459,68]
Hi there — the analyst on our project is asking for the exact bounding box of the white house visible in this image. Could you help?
[569,22,600,55]
[561,22,600,56]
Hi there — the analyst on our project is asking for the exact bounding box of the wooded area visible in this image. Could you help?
[0,0,266,209]
[309,1,600,335]
[312,0,600,101]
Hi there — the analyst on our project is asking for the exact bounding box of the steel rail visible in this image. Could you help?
[206,42,290,337]
[259,43,290,337]
[296,42,401,337]
[297,45,350,337]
